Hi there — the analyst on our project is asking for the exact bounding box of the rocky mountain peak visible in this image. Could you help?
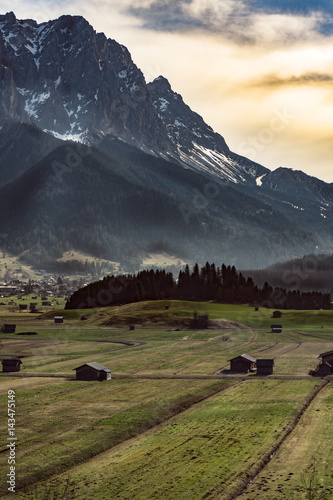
[0,12,171,151]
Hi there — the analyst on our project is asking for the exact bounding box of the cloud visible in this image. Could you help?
[249,72,333,89]
[128,0,333,45]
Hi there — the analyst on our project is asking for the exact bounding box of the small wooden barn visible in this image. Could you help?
[256,359,274,375]
[271,324,282,333]
[228,354,256,373]
[2,324,16,333]
[311,350,333,377]
[2,358,22,372]
[318,350,333,363]
[54,316,64,324]
[312,361,333,377]
[74,362,111,381]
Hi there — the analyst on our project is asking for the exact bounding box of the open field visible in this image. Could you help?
[0,377,234,496]
[238,381,333,499]
[0,300,333,498]
[0,253,39,281]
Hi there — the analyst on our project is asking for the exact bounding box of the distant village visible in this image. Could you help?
[0,273,91,304]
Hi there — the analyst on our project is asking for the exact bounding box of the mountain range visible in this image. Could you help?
[0,11,332,270]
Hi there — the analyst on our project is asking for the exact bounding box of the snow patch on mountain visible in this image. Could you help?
[256,174,266,186]
[172,143,251,183]
[44,128,87,143]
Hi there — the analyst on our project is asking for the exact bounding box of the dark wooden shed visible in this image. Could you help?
[256,359,274,375]
[311,350,333,377]
[74,362,111,381]
[54,316,64,324]
[318,350,333,363]
[2,358,22,372]
[228,354,256,373]
[2,324,16,333]
[312,361,333,377]
[271,324,282,333]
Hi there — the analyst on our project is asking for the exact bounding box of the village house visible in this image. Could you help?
[74,362,111,381]
[271,324,282,333]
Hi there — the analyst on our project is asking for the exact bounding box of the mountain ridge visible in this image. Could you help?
[0,11,332,269]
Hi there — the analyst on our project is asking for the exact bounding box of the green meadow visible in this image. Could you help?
[0,300,332,499]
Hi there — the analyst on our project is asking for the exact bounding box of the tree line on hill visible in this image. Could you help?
[65,262,331,310]
[242,253,333,294]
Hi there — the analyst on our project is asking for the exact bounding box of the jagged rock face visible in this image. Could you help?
[148,76,268,183]
[0,12,170,151]
[259,167,333,205]
[0,11,269,184]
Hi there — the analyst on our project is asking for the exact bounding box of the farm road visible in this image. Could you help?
[0,337,146,358]
[222,379,331,500]
[0,372,324,381]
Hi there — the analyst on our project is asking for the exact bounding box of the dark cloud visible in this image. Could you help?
[251,72,333,88]
[127,0,333,43]
[128,0,205,32]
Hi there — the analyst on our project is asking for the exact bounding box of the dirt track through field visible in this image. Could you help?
[0,338,146,358]
[221,380,330,500]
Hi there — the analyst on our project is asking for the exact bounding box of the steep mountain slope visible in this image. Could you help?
[0,120,63,185]
[148,76,269,184]
[0,11,268,183]
[0,12,170,152]
[0,138,318,268]
[239,168,333,248]
[0,11,332,269]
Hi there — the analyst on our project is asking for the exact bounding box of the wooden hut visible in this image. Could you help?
[54,316,64,324]
[2,359,22,372]
[2,324,16,333]
[312,361,333,377]
[318,350,333,363]
[271,324,282,333]
[228,354,256,373]
[311,350,333,377]
[74,362,111,381]
[256,359,274,375]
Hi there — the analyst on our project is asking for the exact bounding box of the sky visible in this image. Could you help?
[1,0,333,182]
